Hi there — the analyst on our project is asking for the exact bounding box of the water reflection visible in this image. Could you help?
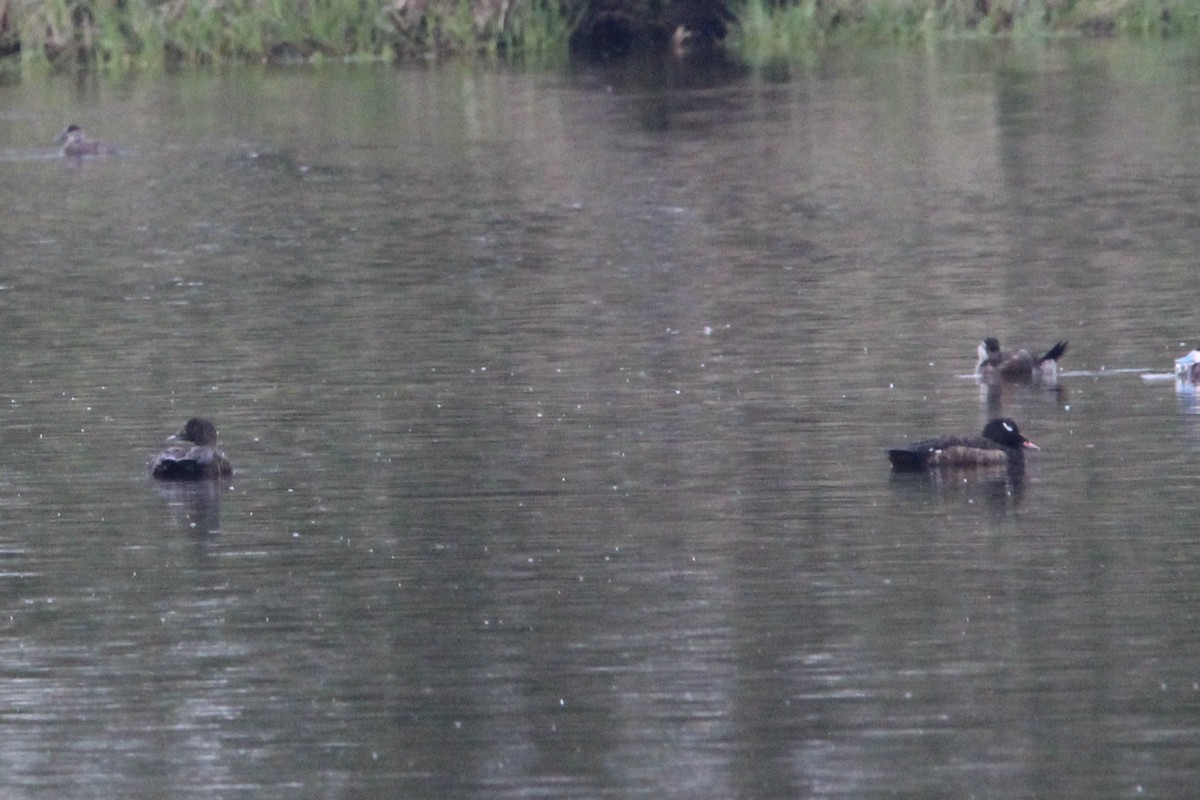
[890,463,1026,516]
[978,377,1069,418]
[154,481,224,536]
[2,39,1200,800]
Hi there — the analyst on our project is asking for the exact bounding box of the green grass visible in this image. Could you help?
[3,0,578,69]
[503,0,583,68]
[727,0,1200,67]
[1113,0,1200,35]
[725,0,833,69]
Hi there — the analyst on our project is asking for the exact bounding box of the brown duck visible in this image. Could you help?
[888,418,1039,472]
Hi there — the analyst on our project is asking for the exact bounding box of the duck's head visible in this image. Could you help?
[982,418,1039,451]
[55,124,84,145]
[170,418,221,446]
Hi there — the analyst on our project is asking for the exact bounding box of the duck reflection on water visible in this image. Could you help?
[891,457,1028,513]
[979,377,1069,419]
[155,480,223,536]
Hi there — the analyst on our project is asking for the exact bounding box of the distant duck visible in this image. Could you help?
[888,418,1039,472]
[55,124,111,157]
[671,25,694,57]
[976,337,1068,382]
[149,418,233,481]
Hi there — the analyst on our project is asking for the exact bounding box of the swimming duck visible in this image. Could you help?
[888,418,1039,472]
[55,124,110,157]
[149,418,233,481]
[1175,350,1200,382]
[976,337,1068,382]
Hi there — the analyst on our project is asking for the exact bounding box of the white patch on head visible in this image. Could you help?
[1002,422,1014,433]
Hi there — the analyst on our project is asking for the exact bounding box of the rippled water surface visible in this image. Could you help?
[3,40,1200,799]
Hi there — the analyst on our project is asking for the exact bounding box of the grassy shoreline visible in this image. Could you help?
[0,0,584,69]
[0,0,1195,71]
[731,0,1200,66]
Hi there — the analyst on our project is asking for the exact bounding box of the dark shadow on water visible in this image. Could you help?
[154,481,223,536]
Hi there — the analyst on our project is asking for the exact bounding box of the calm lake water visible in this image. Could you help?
[3,39,1200,799]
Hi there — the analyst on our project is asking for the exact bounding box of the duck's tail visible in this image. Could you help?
[1040,341,1068,363]
[887,449,929,471]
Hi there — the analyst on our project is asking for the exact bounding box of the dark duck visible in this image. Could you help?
[55,124,111,157]
[888,418,1039,472]
[976,337,1068,382]
[149,418,233,481]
